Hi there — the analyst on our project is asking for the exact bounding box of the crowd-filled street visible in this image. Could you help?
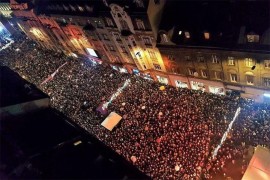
[1,35,270,180]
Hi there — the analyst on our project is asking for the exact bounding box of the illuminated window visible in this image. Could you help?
[204,32,210,40]
[77,6,84,12]
[136,19,145,30]
[201,70,208,78]
[263,78,270,87]
[245,58,254,67]
[264,60,270,68]
[246,75,254,85]
[212,54,219,63]
[247,33,259,43]
[161,34,168,42]
[185,31,190,38]
[136,52,142,58]
[228,57,235,66]
[230,74,237,82]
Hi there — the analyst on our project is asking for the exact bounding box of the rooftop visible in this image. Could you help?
[158,0,270,49]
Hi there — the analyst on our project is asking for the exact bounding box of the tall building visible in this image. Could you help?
[156,0,270,102]
[10,0,166,75]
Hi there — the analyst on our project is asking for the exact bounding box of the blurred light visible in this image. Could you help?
[185,31,190,38]
[204,32,210,40]
[178,31,182,35]
[71,53,78,58]
[264,93,270,98]
[74,140,82,146]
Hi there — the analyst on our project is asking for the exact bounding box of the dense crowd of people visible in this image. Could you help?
[1,34,269,180]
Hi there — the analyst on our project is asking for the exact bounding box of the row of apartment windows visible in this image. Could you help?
[170,54,270,68]
[105,17,145,30]
[162,31,260,42]
[188,68,270,87]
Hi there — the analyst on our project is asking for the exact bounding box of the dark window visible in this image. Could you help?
[154,0,160,4]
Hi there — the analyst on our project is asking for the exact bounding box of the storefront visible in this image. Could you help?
[175,80,188,88]
[156,75,169,85]
[168,74,190,89]
[209,86,225,95]
[189,77,225,94]
[190,81,206,92]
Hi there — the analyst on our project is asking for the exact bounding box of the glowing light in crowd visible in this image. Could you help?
[212,107,241,159]
[264,93,270,98]
[102,79,131,109]
[40,62,68,85]
[0,39,14,52]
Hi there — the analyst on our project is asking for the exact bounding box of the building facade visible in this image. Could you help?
[155,0,270,102]
[10,0,166,76]
[9,0,270,102]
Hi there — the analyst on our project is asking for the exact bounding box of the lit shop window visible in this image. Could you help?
[156,76,168,84]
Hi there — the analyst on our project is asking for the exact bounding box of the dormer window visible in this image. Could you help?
[204,32,210,40]
[161,34,168,42]
[245,58,254,67]
[247,32,259,43]
[78,6,84,12]
[185,31,190,39]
